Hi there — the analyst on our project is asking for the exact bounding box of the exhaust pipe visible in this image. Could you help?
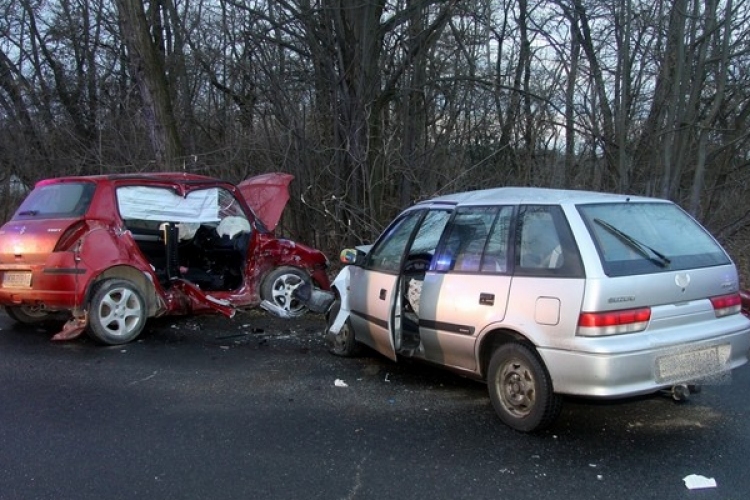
[671,384,691,401]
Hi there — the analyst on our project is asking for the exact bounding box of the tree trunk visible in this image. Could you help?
[115,0,183,169]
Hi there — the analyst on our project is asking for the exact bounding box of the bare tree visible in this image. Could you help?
[115,0,183,169]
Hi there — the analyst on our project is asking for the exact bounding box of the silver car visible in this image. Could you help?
[325,187,750,432]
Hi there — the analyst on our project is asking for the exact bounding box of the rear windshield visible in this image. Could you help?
[12,182,96,220]
[577,202,730,277]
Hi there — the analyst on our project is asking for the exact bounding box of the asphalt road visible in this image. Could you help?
[0,310,748,500]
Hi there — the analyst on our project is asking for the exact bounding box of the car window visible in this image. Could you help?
[578,202,730,276]
[481,207,513,273]
[434,207,511,273]
[13,182,96,219]
[218,188,247,219]
[367,209,451,273]
[515,205,584,277]
[409,210,452,258]
[366,211,424,273]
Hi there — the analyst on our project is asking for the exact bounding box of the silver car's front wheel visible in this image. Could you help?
[87,279,146,345]
[487,342,562,432]
[326,298,361,356]
[261,267,309,318]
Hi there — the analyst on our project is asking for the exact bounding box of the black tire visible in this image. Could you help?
[5,305,54,325]
[87,279,147,345]
[326,297,361,357]
[487,342,563,432]
[260,266,309,318]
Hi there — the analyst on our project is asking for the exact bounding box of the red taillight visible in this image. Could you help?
[53,221,89,251]
[710,293,741,317]
[577,307,651,337]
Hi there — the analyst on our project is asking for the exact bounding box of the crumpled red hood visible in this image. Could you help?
[237,173,294,232]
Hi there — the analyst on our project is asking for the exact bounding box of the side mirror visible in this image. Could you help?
[339,248,363,266]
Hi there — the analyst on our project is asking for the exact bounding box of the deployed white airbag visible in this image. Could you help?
[117,186,220,223]
[217,216,251,238]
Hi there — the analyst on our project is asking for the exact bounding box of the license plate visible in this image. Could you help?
[656,345,729,383]
[2,271,32,288]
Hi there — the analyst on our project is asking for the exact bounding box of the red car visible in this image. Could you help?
[0,172,330,344]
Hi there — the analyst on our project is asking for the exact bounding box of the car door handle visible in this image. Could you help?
[479,293,495,306]
[379,289,387,300]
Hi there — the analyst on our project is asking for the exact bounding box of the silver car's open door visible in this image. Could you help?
[348,265,398,361]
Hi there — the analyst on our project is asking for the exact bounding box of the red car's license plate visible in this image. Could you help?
[2,271,32,288]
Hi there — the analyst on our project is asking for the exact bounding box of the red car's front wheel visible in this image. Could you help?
[261,266,310,318]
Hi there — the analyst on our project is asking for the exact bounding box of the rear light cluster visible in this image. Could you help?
[53,221,89,252]
[710,293,742,317]
[577,307,651,337]
[577,293,742,337]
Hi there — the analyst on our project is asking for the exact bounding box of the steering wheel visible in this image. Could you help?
[403,253,432,274]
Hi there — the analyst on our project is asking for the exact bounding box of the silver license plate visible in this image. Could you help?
[656,345,729,383]
[2,271,32,288]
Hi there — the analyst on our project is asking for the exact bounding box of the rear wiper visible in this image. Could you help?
[17,210,39,216]
[593,218,671,267]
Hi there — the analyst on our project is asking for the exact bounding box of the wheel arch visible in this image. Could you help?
[478,328,538,380]
[87,266,161,317]
[325,285,343,319]
[260,263,327,289]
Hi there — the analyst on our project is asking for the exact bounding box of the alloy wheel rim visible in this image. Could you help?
[98,287,142,337]
[271,274,305,313]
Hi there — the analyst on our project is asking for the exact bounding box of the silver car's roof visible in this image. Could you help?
[422,187,667,207]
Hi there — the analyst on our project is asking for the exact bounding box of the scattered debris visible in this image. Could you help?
[216,333,250,340]
[334,379,348,387]
[293,282,335,313]
[241,324,264,333]
[128,371,158,386]
[52,315,87,341]
[683,474,717,490]
[261,300,293,318]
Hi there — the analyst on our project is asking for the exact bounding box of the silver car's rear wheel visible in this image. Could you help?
[487,342,562,432]
[87,279,146,345]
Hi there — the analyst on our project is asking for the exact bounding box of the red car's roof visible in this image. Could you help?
[35,172,221,186]
[34,172,295,232]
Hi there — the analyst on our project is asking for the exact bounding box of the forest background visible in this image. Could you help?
[3,0,750,283]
